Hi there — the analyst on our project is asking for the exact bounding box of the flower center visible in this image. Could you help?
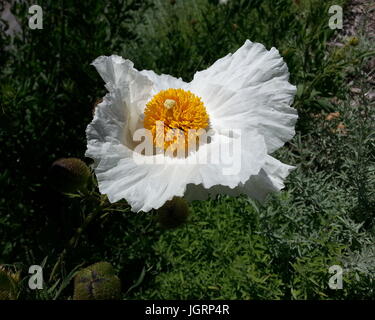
[143,88,209,155]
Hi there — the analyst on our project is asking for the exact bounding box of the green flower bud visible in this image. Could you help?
[347,36,359,46]
[157,197,190,229]
[50,158,91,193]
[73,262,121,300]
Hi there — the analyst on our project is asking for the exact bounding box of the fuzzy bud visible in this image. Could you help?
[73,262,121,300]
[50,158,91,193]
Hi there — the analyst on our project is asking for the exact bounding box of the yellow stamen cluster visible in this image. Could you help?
[144,88,209,155]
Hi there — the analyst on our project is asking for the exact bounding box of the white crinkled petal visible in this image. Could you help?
[91,55,153,139]
[140,69,188,94]
[240,155,295,201]
[188,40,298,153]
[191,40,290,90]
[184,155,295,202]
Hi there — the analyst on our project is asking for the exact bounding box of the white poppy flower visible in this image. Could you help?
[86,40,298,212]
